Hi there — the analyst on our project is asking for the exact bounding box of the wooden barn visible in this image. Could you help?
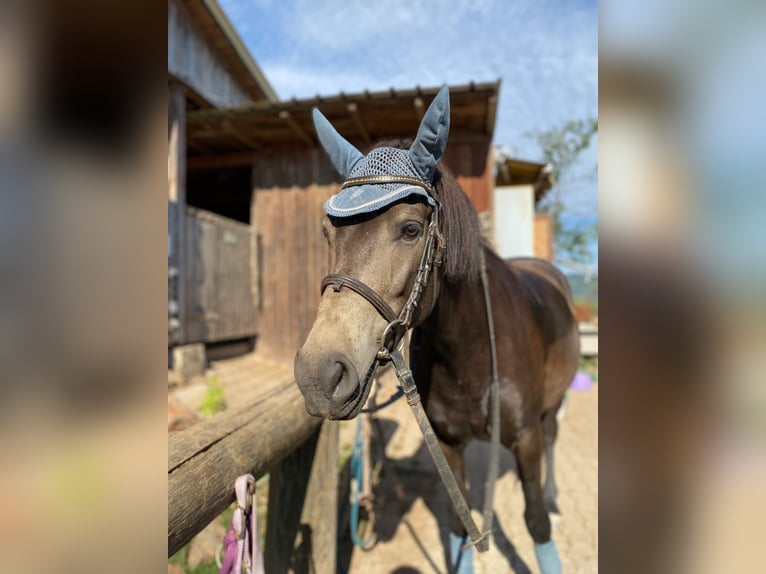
[168,0,501,364]
[183,84,500,363]
[168,0,278,355]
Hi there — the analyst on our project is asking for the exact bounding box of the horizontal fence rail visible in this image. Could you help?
[168,381,321,556]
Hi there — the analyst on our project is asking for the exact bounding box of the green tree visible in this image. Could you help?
[527,118,598,264]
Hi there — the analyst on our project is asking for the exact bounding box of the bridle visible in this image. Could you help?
[317,174,501,554]
[320,176,445,357]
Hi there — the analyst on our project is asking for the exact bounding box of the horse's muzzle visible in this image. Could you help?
[294,350,366,420]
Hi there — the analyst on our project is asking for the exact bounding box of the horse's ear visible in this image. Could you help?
[409,85,450,180]
[312,108,364,178]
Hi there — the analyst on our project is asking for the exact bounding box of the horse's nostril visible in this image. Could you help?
[331,360,352,400]
[330,357,359,403]
[330,361,345,387]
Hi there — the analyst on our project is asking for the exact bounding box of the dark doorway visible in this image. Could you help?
[187,167,252,223]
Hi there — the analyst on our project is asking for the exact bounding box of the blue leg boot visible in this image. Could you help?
[534,539,562,574]
[449,533,475,574]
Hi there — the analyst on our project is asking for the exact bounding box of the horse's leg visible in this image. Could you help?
[541,403,561,516]
[514,423,562,574]
[438,439,474,574]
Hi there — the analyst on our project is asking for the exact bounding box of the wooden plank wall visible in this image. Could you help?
[252,140,491,364]
[443,140,492,213]
[184,207,257,343]
[168,0,251,108]
[534,213,554,261]
[251,146,336,363]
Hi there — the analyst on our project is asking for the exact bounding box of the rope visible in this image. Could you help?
[349,414,376,549]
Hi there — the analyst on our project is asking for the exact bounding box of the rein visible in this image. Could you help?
[320,182,500,554]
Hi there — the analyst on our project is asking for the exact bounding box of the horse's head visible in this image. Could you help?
[295,87,451,420]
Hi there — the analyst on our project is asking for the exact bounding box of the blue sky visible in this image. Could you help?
[220,0,598,217]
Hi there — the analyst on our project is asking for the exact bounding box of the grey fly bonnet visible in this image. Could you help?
[313,85,450,217]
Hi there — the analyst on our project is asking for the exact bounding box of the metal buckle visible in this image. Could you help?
[233,507,246,540]
[380,318,405,353]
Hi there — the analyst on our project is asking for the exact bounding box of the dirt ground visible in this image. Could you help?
[169,352,597,573]
[337,367,598,574]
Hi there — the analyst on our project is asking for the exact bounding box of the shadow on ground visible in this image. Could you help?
[338,417,536,573]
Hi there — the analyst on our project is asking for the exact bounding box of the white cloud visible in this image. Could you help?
[262,64,384,101]
[221,0,598,214]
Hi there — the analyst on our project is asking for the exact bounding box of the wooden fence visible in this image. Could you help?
[168,379,339,572]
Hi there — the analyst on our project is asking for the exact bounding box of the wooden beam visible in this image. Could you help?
[346,102,372,145]
[222,118,262,150]
[446,132,493,145]
[485,95,498,136]
[167,382,322,556]
[168,84,187,346]
[279,110,314,146]
[169,75,215,110]
[264,420,339,574]
[413,96,425,122]
[187,151,258,170]
[186,138,215,154]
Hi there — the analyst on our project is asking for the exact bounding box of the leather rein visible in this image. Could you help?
[319,176,500,553]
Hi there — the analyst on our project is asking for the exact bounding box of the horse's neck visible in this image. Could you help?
[421,250,520,356]
[421,265,487,355]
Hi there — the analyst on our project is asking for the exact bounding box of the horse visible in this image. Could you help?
[294,86,580,574]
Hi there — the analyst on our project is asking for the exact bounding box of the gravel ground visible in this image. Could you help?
[170,351,597,573]
[338,368,598,574]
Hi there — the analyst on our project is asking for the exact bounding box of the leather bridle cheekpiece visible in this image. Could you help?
[320,176,445,359]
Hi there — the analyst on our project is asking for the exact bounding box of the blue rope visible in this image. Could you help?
[349,414,376,549]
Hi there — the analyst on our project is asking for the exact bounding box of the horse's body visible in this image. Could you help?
[416,252,578,443]
[412,248,579,542]
[294,87,579,573]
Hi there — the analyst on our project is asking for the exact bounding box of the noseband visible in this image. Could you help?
[320,178,444,355]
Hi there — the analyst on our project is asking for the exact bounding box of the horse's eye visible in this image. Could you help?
[322,227,329,240]
[401,222,422,239]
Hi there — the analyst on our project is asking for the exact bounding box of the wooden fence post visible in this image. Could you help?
[265,420,339,574]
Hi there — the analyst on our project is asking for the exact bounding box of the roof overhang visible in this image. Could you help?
[186,81,500,168]
[496,157,555,203]
[182,0,278,104]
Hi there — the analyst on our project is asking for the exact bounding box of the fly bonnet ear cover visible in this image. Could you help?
[313,85,450,217]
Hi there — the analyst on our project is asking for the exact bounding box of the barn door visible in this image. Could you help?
[184,207,257,343]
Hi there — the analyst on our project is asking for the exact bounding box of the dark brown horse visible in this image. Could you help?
[294,87,579,573]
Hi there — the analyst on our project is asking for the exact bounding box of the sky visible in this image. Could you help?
[219,0,598,218]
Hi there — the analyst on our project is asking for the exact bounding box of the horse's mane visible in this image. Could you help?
[371,139,484,282]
